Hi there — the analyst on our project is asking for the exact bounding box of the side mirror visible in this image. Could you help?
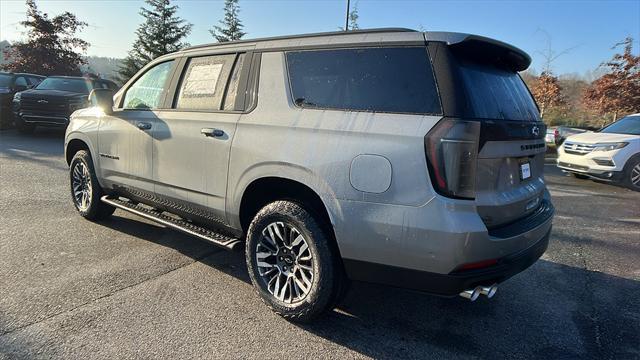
[89,89,114,114]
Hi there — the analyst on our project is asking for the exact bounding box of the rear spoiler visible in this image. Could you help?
[424,32,531,72]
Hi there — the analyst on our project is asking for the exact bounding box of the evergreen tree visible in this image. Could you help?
[1,0,88,76]
[210,0,246,43]
[118,0,192,82]
[348,1,360,30]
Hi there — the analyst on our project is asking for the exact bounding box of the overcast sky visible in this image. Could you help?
[1,0,639,75]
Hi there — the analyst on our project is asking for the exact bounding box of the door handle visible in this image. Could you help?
[137,122,152,130]
[201,128,225,138]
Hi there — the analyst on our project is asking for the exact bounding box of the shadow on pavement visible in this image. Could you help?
[85,215,640,359]
[0,129,67,172]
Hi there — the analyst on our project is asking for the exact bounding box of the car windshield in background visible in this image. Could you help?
[0,74,12,87]
[36,78,92,93]
[600,115,640,135]
[456,60,540,121]
[286,47,442,114]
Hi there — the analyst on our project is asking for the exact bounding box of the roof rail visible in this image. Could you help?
[183,27,417,52]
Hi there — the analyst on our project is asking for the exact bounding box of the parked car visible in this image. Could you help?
[0,71,45,128]
[545,127,557,146]
[65,28,554,321]
[557,114,640,190]
[553,125,589,146]
[12,76,117,133]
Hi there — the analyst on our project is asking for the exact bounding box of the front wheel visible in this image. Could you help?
[245,201,345,322]
[623,157,640,191]
[69,150,115,220]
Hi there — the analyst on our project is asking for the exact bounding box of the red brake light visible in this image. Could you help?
[456,259,498,271]
[424,119,480,199]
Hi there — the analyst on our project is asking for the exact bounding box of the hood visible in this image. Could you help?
[20,89,88,99]
[566,131,639,144]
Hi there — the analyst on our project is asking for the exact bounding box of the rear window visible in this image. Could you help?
[456,60,540,121]
[286,47,442,114]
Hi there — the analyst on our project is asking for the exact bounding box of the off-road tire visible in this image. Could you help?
[245,200,346,323]
[69,150,115,220]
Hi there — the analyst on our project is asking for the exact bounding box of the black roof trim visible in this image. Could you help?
[0,71,45,78]
[184,28,417,52]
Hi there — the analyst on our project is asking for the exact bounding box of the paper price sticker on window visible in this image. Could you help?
[182,63,223,97]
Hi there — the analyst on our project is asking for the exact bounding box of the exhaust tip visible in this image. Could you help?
[459,287,481,301]
[480,284,498,298]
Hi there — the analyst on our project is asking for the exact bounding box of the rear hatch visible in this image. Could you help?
[426,36,547,229]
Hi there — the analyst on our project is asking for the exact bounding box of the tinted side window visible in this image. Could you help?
[27,77,43,86]
[223,53,246,110]
[123,61,174,109]
[286,47,441,114]
[14,76,27,87]
[175,54,235,111]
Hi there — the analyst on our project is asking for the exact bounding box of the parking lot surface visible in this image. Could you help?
[1,129,639,359]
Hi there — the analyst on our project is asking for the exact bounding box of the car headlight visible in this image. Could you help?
[592,142,628,152]
[13,92,21,102]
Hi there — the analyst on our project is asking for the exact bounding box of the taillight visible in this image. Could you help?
[424,119,480,199]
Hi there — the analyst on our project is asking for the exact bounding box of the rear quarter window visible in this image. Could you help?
[285,47,442,115]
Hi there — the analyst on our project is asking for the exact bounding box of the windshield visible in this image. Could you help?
[36,78,92,93]
[600,115,640,135]
[0,74,12,87]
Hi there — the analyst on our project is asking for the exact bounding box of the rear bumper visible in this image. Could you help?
[339,196,554,296]
[344,228,550,296]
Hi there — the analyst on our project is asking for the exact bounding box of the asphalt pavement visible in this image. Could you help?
[0,129,639,359]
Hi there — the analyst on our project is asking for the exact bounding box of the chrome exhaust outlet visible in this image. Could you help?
[459,287,481,301]
[480,284,498,298]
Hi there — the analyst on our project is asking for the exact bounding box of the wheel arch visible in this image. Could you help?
[65,138,90,165]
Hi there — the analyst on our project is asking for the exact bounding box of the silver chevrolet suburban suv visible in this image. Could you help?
[65,29,554,322]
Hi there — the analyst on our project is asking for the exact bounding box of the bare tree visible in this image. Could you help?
[535,29,578,74]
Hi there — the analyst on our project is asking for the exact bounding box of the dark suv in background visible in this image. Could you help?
[0,71,45,129]
[13,76,118,133]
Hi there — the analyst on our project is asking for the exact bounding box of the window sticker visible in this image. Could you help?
[182,63,223,97]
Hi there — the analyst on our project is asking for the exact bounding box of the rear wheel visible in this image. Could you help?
[245,200,345,322]
[69,150,115,220]
[623,157,640,191]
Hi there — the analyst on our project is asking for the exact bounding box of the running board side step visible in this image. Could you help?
[101,196,242,251]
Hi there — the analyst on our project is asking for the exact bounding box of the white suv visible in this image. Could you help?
[557,114,640,190]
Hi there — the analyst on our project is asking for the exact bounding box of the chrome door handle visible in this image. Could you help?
[137,122,152,130]
[201,128,224,137]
